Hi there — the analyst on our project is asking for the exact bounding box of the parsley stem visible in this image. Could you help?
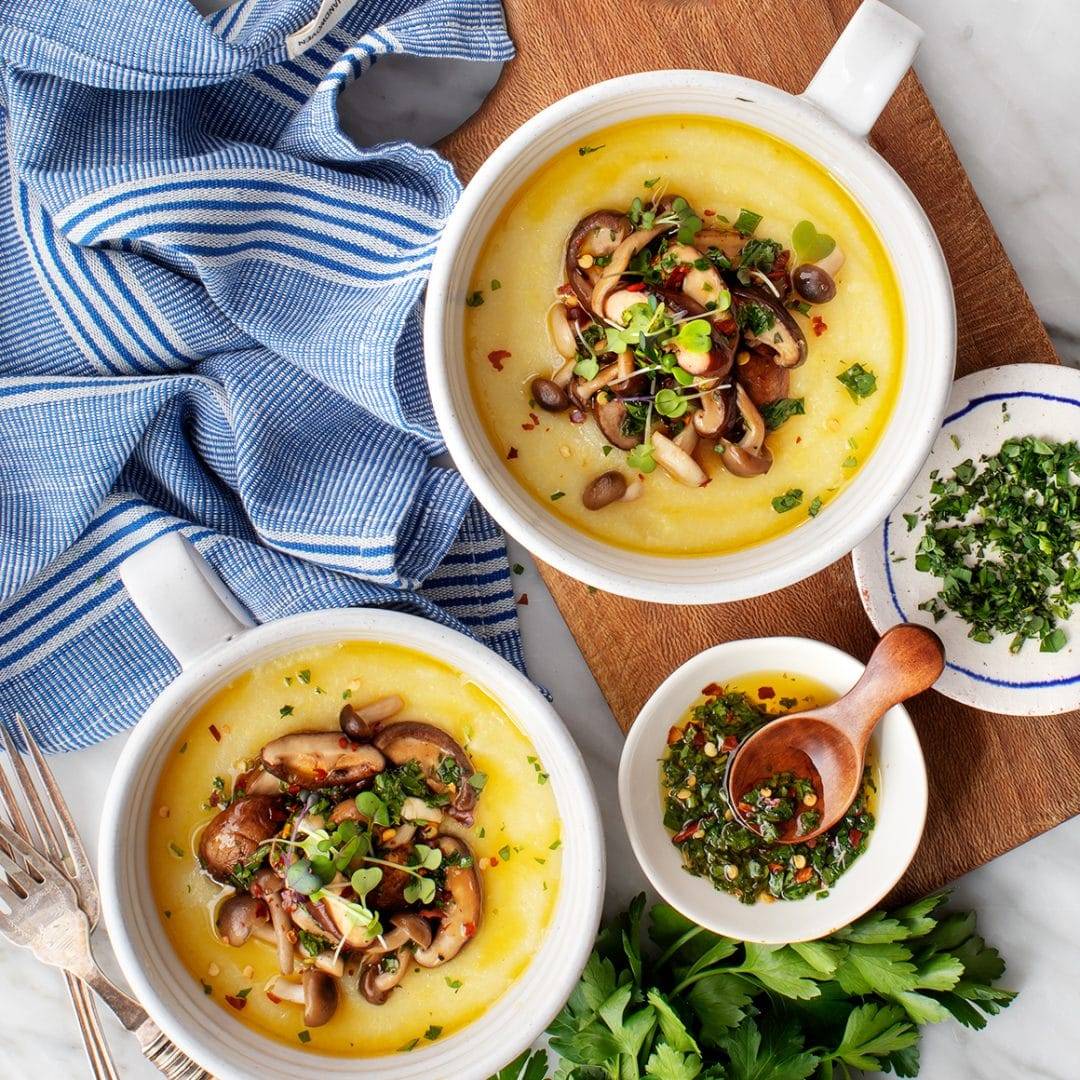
[655,925,705,968]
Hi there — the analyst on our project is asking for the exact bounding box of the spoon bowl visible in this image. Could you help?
[725,624,944,842]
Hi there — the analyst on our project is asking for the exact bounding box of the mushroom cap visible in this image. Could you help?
[339,703,374,743]
[738,350,790,407]
[302,969,338,1028]
[412,836,482,969]
[261,731,385,789]
[215,894,265,947]
[372,722,477,820]
[198,794,286,883]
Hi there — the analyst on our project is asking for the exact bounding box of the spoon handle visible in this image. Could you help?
[840,624,945,744]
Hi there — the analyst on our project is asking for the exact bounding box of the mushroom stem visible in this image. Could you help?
[265,893,294,975]
[651,431,708,488]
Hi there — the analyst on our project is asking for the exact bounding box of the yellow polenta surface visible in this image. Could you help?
[148,641,561,1057]
[465,115,904,555]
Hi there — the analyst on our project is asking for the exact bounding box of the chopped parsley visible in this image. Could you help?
[771,488,804,513]
[913,435,1080,653]
[837,363,878,401]
[733,208,763,235]
[465,290,484,307]
[760,397,805,430]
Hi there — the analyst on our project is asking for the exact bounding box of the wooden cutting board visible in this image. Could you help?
[439,0,1076,899]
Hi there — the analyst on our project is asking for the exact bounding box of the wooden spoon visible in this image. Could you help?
[724,625,945,843]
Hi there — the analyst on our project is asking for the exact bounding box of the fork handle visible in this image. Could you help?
[135,1019,215,1079]
[74,965,213,1078]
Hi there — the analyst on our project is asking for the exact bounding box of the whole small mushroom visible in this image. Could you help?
[215,894,264,947]
[269,969,338,1028]
[582,471,627,511]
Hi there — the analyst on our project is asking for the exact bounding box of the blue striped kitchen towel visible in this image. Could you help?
[0,0,520,751]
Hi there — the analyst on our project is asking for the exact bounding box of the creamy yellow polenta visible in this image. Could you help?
[465,115,904,555]
[148,641,561,1056]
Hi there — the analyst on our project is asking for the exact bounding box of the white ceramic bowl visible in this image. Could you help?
[425,2,955,603]
[618,636,927,942]
[99,534,604,1080]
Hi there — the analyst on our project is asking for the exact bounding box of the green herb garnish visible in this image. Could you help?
[760,397,805,430]
[913,435,1080,652]
[771,488,804,513]
[733,208,763,235]
[837,362,878,401]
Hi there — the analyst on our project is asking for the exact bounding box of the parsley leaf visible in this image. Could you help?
[837,362,878,401]
[760,397,805,430]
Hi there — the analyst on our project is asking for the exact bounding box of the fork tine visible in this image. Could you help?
[0,842,34,895]
[0,720,65,863]
[0,817,63,883]
[10,715,96,902]
[0,875,25,910]
[0,727,34,839]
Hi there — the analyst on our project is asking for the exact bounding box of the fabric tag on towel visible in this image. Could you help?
[286,0,360,58]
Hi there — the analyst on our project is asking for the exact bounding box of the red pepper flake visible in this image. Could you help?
[556,283,573,296]
[717,317,737,334]
[568,408,586,424]
[849,829,863,846]
[521,412,540,431]
[506,446,518,459]
[737,802,752,815]
[625,281,647,292]
[517,593,529,606]
[703,208,715,217]
[338,735,349,749]
[757,686,775,700]
[671,820,700,844]
[464,921,478,939]
[313,767,327,781]
[266,990,282,1005]
[667,725,682,746]
[667,264,689,289]
[702,682,723,696]
[768,862,782,873]
[722,735,739,752]
[795,435,802,444]
[225,995,247,1011]
[692,730,706,749]
[487,349,511,371]
[811,315,828,336]
[288,783,300,795]
[208,724,221,742]
[806,839,818,850]
[794,866,814,884]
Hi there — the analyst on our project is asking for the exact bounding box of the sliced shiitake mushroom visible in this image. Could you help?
[738,350,790,407]
[198,794,287,883]
[731,287,807,369]
[373,722,477,820]
[367,846,412,912]
[233,764,284,797]
[691,227,747,262]
[592,393,641,451]
[565,211,632,309]
[412,837,482,968]
[261,732,385,789]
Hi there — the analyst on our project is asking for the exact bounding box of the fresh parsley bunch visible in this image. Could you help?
[493,891,1014,1080]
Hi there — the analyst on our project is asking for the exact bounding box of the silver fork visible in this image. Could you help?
[0,718,213,1079]
[0,721,117,1080]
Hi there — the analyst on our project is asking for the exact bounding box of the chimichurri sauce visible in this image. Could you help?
[660,677,875,904]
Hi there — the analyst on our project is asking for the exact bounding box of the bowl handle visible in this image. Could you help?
[801,0,923,139]
[119,532,255,669]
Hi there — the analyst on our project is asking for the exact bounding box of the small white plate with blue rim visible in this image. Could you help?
[852,363,1080,717]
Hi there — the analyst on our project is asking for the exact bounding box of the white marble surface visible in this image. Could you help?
[3,1,1080,1077]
